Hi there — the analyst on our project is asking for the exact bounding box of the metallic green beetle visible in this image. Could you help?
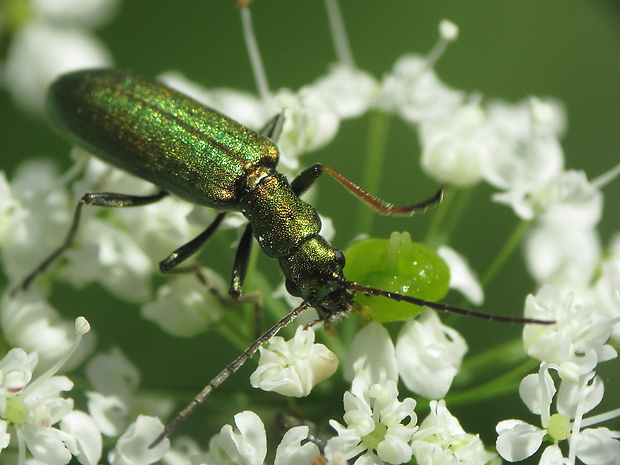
[23,69,550,444]
[41,69,448,321]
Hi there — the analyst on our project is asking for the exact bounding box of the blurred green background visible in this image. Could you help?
[1,0,619,459]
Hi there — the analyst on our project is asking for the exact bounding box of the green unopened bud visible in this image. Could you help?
[6,396,27,424]
[547,413,570,441]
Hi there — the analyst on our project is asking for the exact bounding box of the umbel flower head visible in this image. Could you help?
[325,373,418,465]
[0,317,102,465]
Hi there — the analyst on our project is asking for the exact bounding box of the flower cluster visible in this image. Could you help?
[0,1,618,465]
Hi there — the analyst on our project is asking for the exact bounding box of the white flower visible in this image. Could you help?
[161,436,204,465]
[85,348,174,437]
[274,426,321,465]
[0,161,72,288]
[311,64,378,119]
[344,321,398,386]
[523,285,617,380]
[373,54,464,123]
[2,0,117,114]
[1,290,93,372]
[250,325,338,397]
[325,374,418,465]
[0,318,101,465]
[108,415,170,465]
[396,309,468,399]
[4,21,112,114]
[198,411,267,465]
[60,216,153,301]
[524,215,601,293]
[484,98,567,220]
[412,400,497,465]
[419,101,494,187]
[344,313,467,400]
[522,169,603,291]
[31,0,120,28]
[496,366,620,465]
[141,269,228,337]
[275,86,340,165]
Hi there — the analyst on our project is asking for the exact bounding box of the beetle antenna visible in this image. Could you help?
[149,300,312,449]
[342,280,554,325]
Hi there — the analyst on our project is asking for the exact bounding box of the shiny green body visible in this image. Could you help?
[46,70,348,310]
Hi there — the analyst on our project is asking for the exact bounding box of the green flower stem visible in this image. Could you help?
[441,187,474,243]
[216,316,251,353]
[251,270,292,329]
[457,338,529,384]
[425,186,476,248]
[481,218,532,288]
[446,357,540,407]
[356,111,391,234]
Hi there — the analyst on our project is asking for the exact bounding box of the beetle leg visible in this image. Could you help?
[150,299,312,448]
[12,190,169,295]
[259,112,285,142]
[229,223,264,337]
[291,163,444,215]
[158,212,227,274]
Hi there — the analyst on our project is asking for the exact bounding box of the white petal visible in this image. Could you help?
[539,444,565,465]
[495,420,545,462]
[217,411,267,465]
[311,64,378,119]
[376,432,413,464]
[518,371,556,415]
[4,22,111,114]
[85,347,139,398]
[61,218,153,302]
[60,411,102,465]
[32,0,120,27]
[575,427,620,464]
[141,271,227,337]
[344,321,397,386]
[374,55,463,122]
[275,87,340,159]
[355,451,385,465]
[274,426,321,465]
[85,391,128,437]
[419,103,490,187]
[557,375,604,418]
[109,416,169,465]
[437,246,484,305]
[524,217,600,291]
[22,425,75,465]
[0,420,10,450]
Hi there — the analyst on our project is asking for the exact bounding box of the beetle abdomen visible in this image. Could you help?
[46,69,280,208]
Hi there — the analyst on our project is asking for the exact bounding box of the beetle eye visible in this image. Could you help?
[333,249,345,267]
[285,278,301,297]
